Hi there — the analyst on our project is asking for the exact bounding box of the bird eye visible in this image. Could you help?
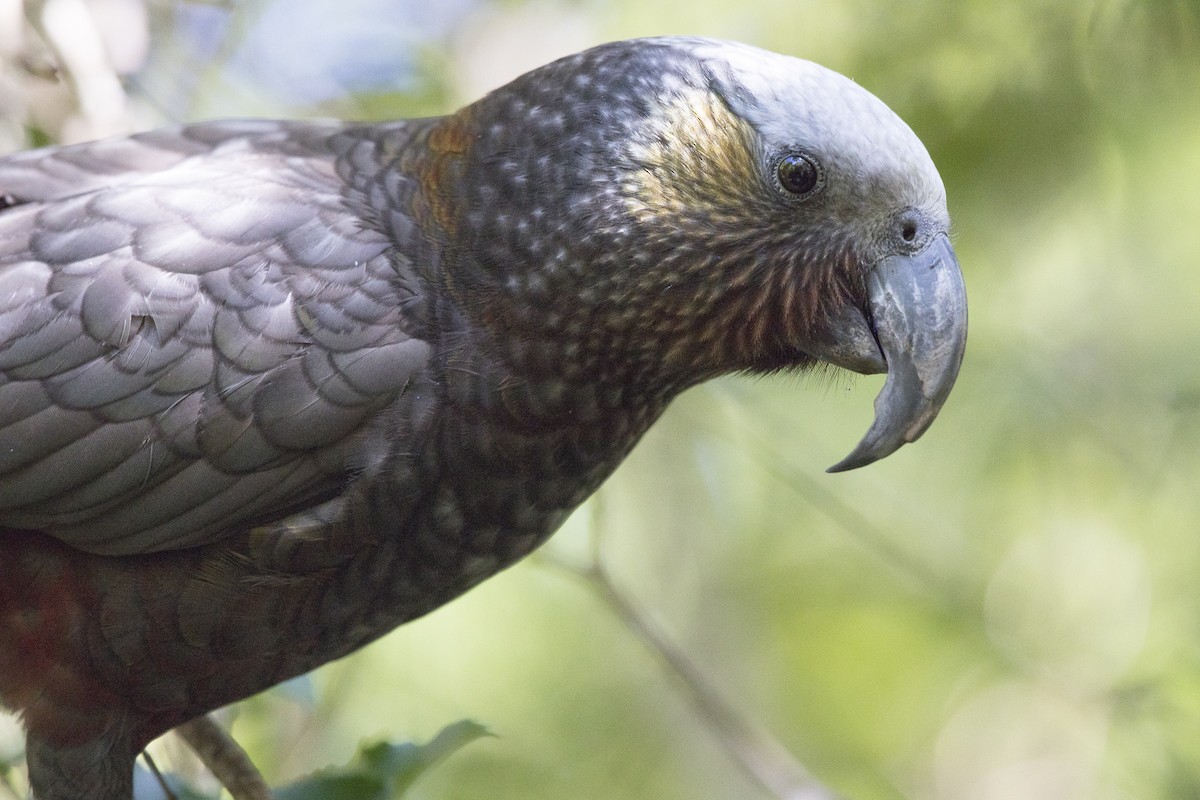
[776,153,820,197]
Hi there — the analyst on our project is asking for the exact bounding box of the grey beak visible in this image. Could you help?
[827,234,967,473]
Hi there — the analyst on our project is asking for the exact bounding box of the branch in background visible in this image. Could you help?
[541,509,845,800]
[141,751,178,800]
[686,394,971,612]
[739,424,968,609]
[0,762,23,800]
[172,716,274,800]
[25,0,132,141]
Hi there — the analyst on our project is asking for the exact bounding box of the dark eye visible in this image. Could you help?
[776,153,820,196]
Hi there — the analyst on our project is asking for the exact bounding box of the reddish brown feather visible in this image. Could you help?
[0,532,121,745]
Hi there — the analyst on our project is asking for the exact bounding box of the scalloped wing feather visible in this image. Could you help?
[0,122,430,555]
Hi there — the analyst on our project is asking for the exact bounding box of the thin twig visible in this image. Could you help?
[0,760,24,800]
[175,716,274,800]
[141,751,179,800]
[686,392,972,612]
[24,0,132,141]
[742,425,967,607]
[541,502,844,800]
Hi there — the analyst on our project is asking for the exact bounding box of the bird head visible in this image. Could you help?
[426,36,967,471]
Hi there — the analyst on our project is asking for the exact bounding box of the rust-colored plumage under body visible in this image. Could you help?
[0,37,966,798]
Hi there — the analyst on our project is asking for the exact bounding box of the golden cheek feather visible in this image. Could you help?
[622,88,761,224]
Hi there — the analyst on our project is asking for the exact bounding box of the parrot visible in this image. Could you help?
[0,36,966,799]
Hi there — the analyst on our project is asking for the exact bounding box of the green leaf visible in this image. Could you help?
[275,720,492,800]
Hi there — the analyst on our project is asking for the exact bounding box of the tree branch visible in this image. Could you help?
[25,0,132,141]
[173,716,274,800]
[541,508,845,800]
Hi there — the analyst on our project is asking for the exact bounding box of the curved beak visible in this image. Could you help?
[826,234,967,472]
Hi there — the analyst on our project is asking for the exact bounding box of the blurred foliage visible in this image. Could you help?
[272,722,491,800]
[119,722,489,800]
[3,0,1200,799]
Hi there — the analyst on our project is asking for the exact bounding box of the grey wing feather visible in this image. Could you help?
[0,121,431,556]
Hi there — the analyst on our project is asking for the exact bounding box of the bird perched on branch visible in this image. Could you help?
[0,37,966,799]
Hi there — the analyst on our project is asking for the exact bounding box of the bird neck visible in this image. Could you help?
[231,335,672,665]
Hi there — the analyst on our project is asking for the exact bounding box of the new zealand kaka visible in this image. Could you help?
[0,37,966,799]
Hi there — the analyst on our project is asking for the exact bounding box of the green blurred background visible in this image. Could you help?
[3,1,1200,799]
